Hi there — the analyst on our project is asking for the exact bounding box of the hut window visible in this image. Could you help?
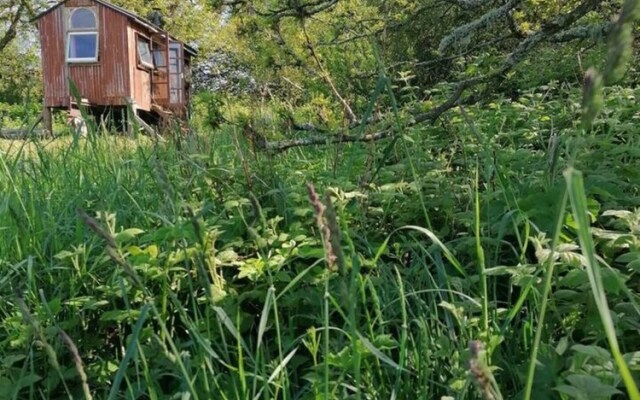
[136,36,154,69]
[70,8,96,29]
[67,8,98,62]
[153,48,166,68]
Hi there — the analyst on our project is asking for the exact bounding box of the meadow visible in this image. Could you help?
[1,79,640,400]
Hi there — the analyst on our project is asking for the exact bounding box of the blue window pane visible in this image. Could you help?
[153,50,165,67]
[68,34,97,59]
[70,8,96,29]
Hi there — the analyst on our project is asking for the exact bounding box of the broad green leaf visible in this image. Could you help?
[571,344,612,361]
[115,228,145,243]
[565,374,621,397]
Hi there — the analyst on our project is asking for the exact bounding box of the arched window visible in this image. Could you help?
[67,8,98,62]
[70,8,96,29]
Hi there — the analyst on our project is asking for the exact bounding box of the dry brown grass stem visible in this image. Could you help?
[77,208,116,248]
[306,183,337,270]
[59,329,93,400]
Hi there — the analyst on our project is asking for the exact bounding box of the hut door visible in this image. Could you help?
[168,42,183,105]
[151,36,169,104]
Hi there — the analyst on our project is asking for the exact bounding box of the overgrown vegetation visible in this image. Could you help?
[2,79,640,398]
[2,0,640,399]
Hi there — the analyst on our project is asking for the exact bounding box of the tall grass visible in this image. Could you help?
[2,80,640,399]
[564,168,640,400]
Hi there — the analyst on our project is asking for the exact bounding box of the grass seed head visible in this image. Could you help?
[581,67,603,131]
[307,182,337,270]
[59,330,92,400]
[77,208,117,248]
[604,0,640,84]
[468,340,503,400]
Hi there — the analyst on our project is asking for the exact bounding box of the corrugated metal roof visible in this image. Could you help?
[33,0,198,56]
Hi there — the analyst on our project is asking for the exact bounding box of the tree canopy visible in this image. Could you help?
[199,0,628,149]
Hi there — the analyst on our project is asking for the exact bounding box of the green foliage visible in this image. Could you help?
[2,81,640,398]
[107,0,219,53]
[2,0,640,399]
[0,41,42,126]
[194,91,226,130]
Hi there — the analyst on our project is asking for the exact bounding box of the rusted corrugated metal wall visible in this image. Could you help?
[39,6,67,107]
[39,0,131,108]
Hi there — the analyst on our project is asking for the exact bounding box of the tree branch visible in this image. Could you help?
[548,22,612,42]
[264,129,393,151]
[259,0,340,19]
[0,2,24,53]
[413,34,512,69]
[439,0,523,54]
[258,0,609,152]
[301,19,357,124]
[505,0,604,68]
[440,0,493,10]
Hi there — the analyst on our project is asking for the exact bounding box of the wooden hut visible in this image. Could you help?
[33,0,197,133]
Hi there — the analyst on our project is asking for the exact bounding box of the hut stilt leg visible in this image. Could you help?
[43,107,53,138]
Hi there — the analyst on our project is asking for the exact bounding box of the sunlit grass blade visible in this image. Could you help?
[391,265,408,397]
[251,347,298,400]
[474,164,489,333]
[213,306,252,361]
[356,333,405,372]
[256,286,274,350]
[396,225,467,277]
[564,167,640,400]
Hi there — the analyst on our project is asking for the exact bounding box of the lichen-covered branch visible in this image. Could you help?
[263,129,393,151]
[438,0,522,54]
[441,0,493,10]
[505,0,604,67]
[414,34,511,69]
[548,22,612,42]
[260,0,340,19]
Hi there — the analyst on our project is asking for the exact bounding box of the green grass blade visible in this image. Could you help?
[564,167,640,400]
[474,164,489,333]
[107,303,151,400]
[397,225,467,277]
[256,286,274,350]
[356,333,406,372]
[523,186,568,400]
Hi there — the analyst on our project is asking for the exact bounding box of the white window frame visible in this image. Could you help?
[67,32,99,62]
[136,35,155,69]
[66,7,99,63]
